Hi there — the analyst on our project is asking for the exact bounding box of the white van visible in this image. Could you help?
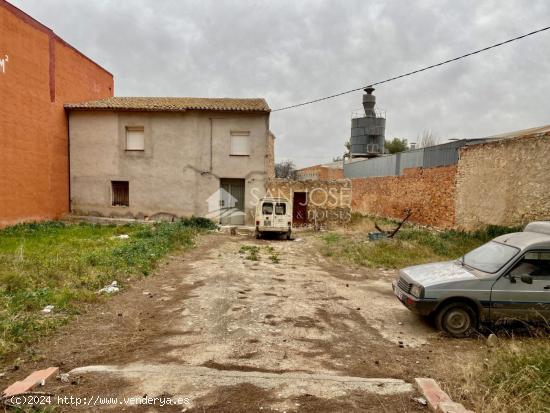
[255,197,292,239]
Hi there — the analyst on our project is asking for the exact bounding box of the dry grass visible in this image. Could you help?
[321,215,520,269]
[456,335,550,413]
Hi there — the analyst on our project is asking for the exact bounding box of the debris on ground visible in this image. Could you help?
[98,281,119,294]
[58,373,70,383]
[368,231,388,241]
[373,208,413,239]
[41,305,54,314]
[2,367,59,397]
[115,234,130,239]
[412,396,427,406]
[486,333,498,347]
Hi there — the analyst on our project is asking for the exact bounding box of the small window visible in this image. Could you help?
[262,202,273,215]
[126,127,144,151]
[230,131,250,156]
[275,203,286,215]
[510,251,550,279]
[112,181,129,206]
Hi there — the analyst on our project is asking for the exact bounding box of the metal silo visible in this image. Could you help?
[350,87,385,158]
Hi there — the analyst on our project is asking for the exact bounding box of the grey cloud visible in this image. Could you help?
[11,0,550,166]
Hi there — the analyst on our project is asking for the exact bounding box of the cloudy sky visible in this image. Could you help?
[12,0,550,167]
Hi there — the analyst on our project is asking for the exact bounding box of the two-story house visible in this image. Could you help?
[65,97,273,225]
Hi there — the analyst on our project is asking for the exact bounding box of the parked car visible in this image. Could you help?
[393,221,550,337]
[254,197,292,239]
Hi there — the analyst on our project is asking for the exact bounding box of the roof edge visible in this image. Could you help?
[64,106,270,113]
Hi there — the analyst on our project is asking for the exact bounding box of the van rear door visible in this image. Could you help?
[261,201,274,227]
[273,202,288,229]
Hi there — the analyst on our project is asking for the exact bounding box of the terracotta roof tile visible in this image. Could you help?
[65,97,270,113]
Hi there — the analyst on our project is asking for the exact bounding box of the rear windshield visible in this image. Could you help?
[275,203,286,215]
[262,202,273,215]
[463,241,519,274]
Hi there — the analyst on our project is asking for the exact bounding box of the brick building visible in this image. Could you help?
[0,0,113,227]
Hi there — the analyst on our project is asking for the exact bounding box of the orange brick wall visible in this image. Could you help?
[351,166,457,228]
[0,1,113,227]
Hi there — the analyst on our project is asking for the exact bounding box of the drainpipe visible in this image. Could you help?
[209,118,213,172]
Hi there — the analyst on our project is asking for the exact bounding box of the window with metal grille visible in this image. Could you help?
[112,181,129,206]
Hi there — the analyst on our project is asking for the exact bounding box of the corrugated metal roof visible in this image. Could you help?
[65,97,271,113]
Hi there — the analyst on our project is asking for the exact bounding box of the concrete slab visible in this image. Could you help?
[71,363,413,401]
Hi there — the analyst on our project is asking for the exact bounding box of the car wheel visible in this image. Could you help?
[435,302,477,338]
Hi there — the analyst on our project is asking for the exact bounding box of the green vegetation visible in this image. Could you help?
[0,218,215,359]
[265,246,280,263]
[239,245,260,261]
[385,137,409,154]
[462,337,550,413]
[320,222,520,269]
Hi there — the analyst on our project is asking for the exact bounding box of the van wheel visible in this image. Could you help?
[435,302,477,338]
[286,231,292,240]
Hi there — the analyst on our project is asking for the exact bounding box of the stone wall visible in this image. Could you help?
[266,179,352,224]
[455,133,550,230]
[296,164,344,181]
[351,166,457,228]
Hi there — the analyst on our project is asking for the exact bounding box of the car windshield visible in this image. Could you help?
[463,241,519,274]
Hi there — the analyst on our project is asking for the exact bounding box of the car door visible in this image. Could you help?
[490,250,550,322]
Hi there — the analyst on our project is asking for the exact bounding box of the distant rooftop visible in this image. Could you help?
[65,97,271,113]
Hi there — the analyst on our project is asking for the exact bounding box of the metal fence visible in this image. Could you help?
[344,139,487,178]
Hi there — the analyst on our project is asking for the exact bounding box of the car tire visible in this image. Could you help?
[435,302,477,338]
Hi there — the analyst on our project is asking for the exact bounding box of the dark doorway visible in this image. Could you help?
[292,192,307,226]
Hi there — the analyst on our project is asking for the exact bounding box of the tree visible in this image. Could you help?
[332,155,343,162]
[417,129,439,148]
[275,160,297,179]
[385,138,409,154]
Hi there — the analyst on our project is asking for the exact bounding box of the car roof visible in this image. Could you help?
[493,231,550,250]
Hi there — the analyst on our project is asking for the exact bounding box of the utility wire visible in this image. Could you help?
[272,25,550,112]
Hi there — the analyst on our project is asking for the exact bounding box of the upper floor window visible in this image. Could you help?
[230,131,250,156]
[126,127,145,151]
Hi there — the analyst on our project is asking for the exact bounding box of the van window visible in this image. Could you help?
[275,203,286,215]
[262,202,273,215]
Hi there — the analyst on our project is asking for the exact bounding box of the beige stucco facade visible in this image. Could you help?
[68,110,271,224]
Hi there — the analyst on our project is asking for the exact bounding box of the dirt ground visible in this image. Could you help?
[0,232,482,412]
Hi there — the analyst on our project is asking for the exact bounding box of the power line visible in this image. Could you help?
[272,25,550,112]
